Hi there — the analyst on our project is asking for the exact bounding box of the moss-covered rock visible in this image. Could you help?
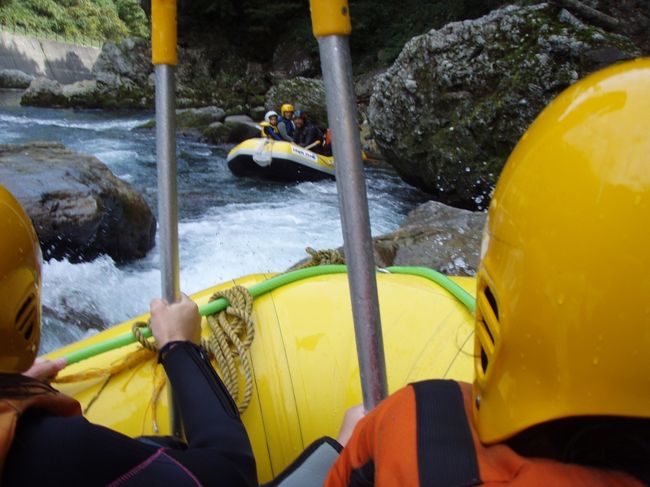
[369,4,640,209]
[266,77,327,127]
[201,122,231,145]
[176,106,226,128]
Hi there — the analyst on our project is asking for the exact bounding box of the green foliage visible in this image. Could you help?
[348,0,508,69]
[175,0,513,70]
[0,0,148,42]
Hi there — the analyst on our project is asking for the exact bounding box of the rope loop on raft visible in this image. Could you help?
[133,321,158,352]
[53,247,341,419]
[203,285,255,414]
[294,246,345,269]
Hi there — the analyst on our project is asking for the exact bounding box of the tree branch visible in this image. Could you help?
[550,0,621,31]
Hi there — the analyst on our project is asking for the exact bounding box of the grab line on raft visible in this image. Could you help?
[56,264,476,367]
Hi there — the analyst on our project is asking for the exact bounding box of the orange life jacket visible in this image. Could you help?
[325,380,645,487]
[324,128,332,145]
[0,386,81,471]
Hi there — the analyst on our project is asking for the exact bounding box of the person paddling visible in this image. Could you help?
[323,59,650,487]
[0,185,257,487]
[292,111,323,151]
[268,59,650,487]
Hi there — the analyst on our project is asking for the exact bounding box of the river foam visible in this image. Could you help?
[0,102,428,353]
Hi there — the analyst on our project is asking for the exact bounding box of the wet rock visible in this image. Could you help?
[177,106,226,127]
[201,116,260,144]
[369,3,639,209]
[266,77,327,128]
[201,122,231,144]
[250,106,267,122]
[0,142,156,263]
[224,120,261,144]
[0,69,35,89]
[290,200,485,276]
[21,77,66,107]
[373,201,486,276]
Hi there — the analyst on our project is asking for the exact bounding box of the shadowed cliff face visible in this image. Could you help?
[368,3,640,210]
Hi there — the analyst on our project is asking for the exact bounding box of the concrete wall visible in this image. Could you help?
[0,31,101,84]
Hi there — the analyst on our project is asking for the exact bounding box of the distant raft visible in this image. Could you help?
[227,138,335,182]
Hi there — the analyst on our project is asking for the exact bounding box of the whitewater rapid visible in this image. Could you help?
[0,98,428,353]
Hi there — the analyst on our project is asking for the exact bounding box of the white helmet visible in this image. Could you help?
[264,111,279,123]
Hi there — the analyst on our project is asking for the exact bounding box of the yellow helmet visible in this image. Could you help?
[473,58,650,444]
[281,103,294,116]
[0,185,42,373]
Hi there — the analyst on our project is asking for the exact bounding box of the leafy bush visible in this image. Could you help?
[0,0,148,42]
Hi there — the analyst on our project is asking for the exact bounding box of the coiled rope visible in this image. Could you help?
[293,247,345,269]
[53,248,338,420]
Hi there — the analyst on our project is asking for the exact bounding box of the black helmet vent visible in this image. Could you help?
[15,293,37,341]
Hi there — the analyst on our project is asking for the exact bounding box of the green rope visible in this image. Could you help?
[62,263,475,366]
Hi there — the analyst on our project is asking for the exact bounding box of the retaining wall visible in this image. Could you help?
[0,31,100,84]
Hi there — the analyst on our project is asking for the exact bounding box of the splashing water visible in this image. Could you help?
[0,99,429,353]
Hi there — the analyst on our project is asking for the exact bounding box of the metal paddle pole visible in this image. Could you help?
[310,0,388,410]
[152,0,182,437]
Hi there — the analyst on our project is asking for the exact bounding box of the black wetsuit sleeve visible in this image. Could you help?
[160,341,257,485]
[2,342,256,487]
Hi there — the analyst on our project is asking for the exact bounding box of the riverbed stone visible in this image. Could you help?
[0,142,156,263]
[0,69,35,89]
[368,3,640,209]
[176,106,226,128]
[21,77,67,107]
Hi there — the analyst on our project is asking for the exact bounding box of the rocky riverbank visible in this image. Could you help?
[368,3,640,209]
[9,2,649,211]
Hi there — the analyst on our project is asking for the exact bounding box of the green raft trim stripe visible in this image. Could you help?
[62,265,476,365]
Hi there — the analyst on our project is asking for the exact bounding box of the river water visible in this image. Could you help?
[0,91,429,353]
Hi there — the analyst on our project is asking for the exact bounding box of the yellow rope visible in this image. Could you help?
[54,287,256,415]
[203,285,255,414]
[53,247,341,421]
[293,246,345,269]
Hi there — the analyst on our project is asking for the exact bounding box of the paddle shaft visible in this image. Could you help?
[311,0,388,410]
[152,0,181,437]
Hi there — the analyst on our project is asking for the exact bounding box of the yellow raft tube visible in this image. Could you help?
[46,268,476,482]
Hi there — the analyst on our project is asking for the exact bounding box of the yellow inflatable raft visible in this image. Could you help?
[46,267,476,482]
[227,138,335,182]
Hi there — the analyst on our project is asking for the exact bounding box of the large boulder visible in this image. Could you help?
[369,3,640,209]
[266,77,328,127]
[21,77,67,107]
[373,200,485,275]
[202,116,260,145]
[0,142,156,263]
[0,69,35,89]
